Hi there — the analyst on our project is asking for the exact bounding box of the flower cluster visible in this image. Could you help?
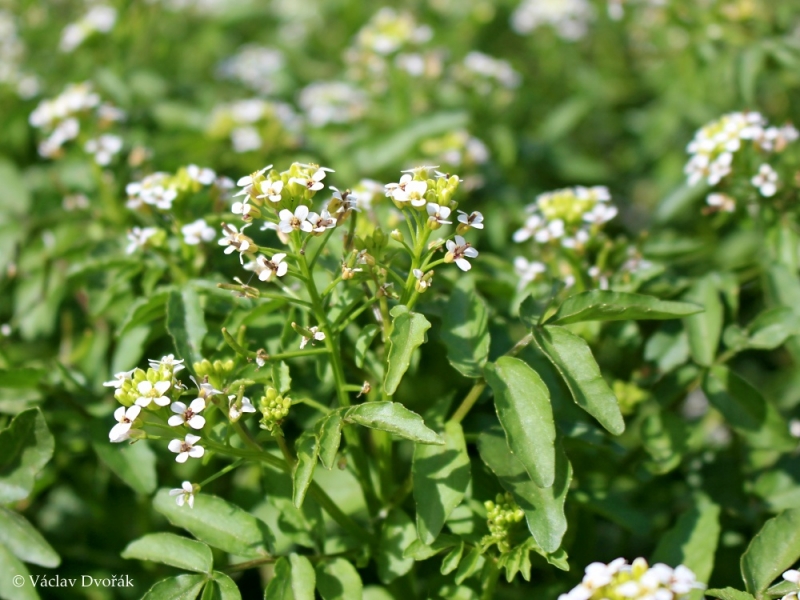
[59,5,117,53]
[217,44,286,96]
[513,185,617,248]
[459,51,521,92]
[298,81,368,128]
[558,558,702,600]
[126,165,225,212]
[258,387,291,432]
[208,99,300,153]
[511,0,593,40]
[482,493,525,553]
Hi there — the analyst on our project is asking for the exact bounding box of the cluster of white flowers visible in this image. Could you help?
[513,186,617,248]
[208,99,300,153]
[0,11,39,98]
[420,130,490,172]
[298,81,368,127]
[685,111,798,204]
[461,51,521,91]
[125,165,222,212]
[511,0,594,40]
[352,7,432,56]
[217,45,285,96]
[559,558,702,600]
[125,226,159,255]
[59,5,117,53]
[29,82,124,159]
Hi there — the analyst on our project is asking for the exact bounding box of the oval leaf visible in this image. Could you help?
[0,543,38,600]
[741,508,800,594]
[0,507,60,568]
[344,402,443,445]
[683,277,723,367]
[208,572,241,600]
[290,553,316,600]
[485,357,556,488]
[121,533,213,574]
[142,574,207,600]
[293,432,319,508]
[316,558,363,600]
[548,290,702,325]
[167,289,207,369]
[264,557,292,600]
[316,412,343,470]
[0,408,55,503]
[384,307,431,395]
[377,509,416,583]
[440,278,490,378]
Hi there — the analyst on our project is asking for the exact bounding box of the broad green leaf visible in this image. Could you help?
[344,402,443,445]
[548,290,702,325]
[293,432,319,508]
[206,572,241,600]
[355,325,380,369]
[264,557,292,600]
[533,326,624,435]
[703,366,795,451]
[478,428,571,553]
[741,509,800,595]
[377,509,416,583]
[440,541,464,575]
[0,369,46,389]
[413,421,471,544]
[0,507,60,567]
[316,558,363,600]
[121,533,213,574]
[316,412,343,470]
[117,290,170,336]
[454,547,482,584]
[683,277,723,366]
[93,436,157,495]
[290,553,315,600]
[0,543,38,600]
[0,408,55,503]
[403,534,460,560]
[485,357,556,488]
[272,362,291,395]
[746,307,800,350]
[154,489,274,558]
[142,574,207,600]
[167,288,207,369]
[705,589,756,600]
[652,499,720,598]
[384,306,431,395]
[440,278,490,378]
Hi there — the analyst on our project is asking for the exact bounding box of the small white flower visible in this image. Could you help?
[181,219,216,245]
[103,369,135,389]
[187,164,216,185]
[109,405,141,443]
[290,167,331,192]
[257,178,284,203]
[84,134,123,166]
[534,219,565,243]
[168,398,207,429]
[169,481,196,508]
[231,196,256,220]
[228,394,257,421]
[457,210,484,230]
[149,354,185,373]
[135,380,172,408]
[278,205,313,233]
[514,257,546,288]
[706,193,735,213]
[426,203,452,226]
[790,419,800,439]
[253,253,288,282]
[307,210,337,233]
[218,223,255,263]
[751,163,779,197]
[168,434,205,463]
[236,165,272,189]
[188,375,222,400]
[300,326,326,349]
[445,235,479,272]
[413,268,432,292]
[583,203,618,225]
[126,226,158,255]
[389,174,428,207]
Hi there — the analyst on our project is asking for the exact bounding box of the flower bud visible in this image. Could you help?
[390,229,403,242]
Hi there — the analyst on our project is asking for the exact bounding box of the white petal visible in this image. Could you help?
[187,415,206,429]
[154,395,171,407]
[109,422,131,442]
[113,406,126,422]
[455,258,472,271]
[188,446,205,458]
[126,405,141,420]
[175,452,189,463]
[154,380,171,394]
[134,396,152,407]
[137,381,153,394]
[168,439,183,453]
[168,415,185,427]
[295,205,309,220]
[189,398,206,412]
[170,401,187,414]
[185,433,202,445]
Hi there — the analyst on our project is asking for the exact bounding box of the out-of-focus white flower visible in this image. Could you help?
[126,226,158,254]
[59,6,117,53]
[169,481,196,508]
[514,257,546,288]
[511,0,593,40]
[706,193,735,213]
[751,163,779,197]
[181,219,216,245]
[217,45,285,95]
[299,81,368,127]
[84,134,123,165]
[149,354,185,373]
[103,369,135,389]
[187,165,216,185]
[462,51,521,89]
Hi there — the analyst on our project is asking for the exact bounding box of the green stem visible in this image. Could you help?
[309,227,337,270]
[198,458,246,488]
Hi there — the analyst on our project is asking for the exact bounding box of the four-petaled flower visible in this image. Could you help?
[236,165,272,194]
[231,196,257,220]
[181,219,216,245]
[103,369,135,389]
[300,326,326,349]
[258,178,284,203]
[189,375,222,400]
[388,174,428,207]
[218,223,255,263]
[168,398,207,429]
[751,163,778,197]
[149,354,185,373]
[253,253,288,282]
[457,210,484,230]
[307,210,337,233]
[168,434,205,463]
[278,205,313,233]
[445,235,479,272]
[109,405,141,442]
[135,380,171,407]
[228,394,257,421]
[187,165,216,185]
[169,481,196,508]
[290,167,333,192]
[426,203,452,228]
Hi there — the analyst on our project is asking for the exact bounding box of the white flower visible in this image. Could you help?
[228,394,256,421]
[168,398,207,429]
[583,203,618,225]
[413,268,432,292]
[187,164,216,185]
[109,405,141,443]
[535,219,565,243]
[231,196,256,220]
[512,214,543,243]
[168,434,205,463]
[300,326,326,349]
[236,165,272,189]
[457,210,484,230]
[253,253,288,282]
[278,205,313,233]
[103,369,135,389]
[181,219,216,245]
[426,203,452,227]
[514,257,546,288]
[290,167,332,192]
[706,193,735,213]
[135,380,172,408]
[752,163,778,197]
[218,223,255,263]
[557,585,592,600]
[84,134,122,165]
[445,235,479,272]
[188,375,222,401]
[783,570,800,585]
[231,126,262,153]
[307,210,337,233]
[126,226,158,255]
[257,178,284,203]
[149,354,185,373]
[389,174,428,207]
[169,481,196,508]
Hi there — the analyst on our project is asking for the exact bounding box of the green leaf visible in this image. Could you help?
[440,278,490,378]
[533,326,624,435]
[153,489,274,558]
[403,534,460,560]
[703,366,795,451]
[454,547,482,584]
[316,558,363,600]
[704,589,756,600]
[485,357,556,488]
[167,288,207,369]
[440,541,464,575]
[0,543,38,600]
[293,432,319,508]
[344,402,443,445]
[142,574,208,600]
[548,290,702,325]
[0,408,55,503]
[290,553,316,600]
[413,421,471,544]
[741,509,800,595]
[121,533,213,574]
[93,437,157,495]
[652,499,720,598]
[316,412,343,470]
[766,580,800,598]
[264,558,292,600]
[384,307,431,395]
[272,362,292,395]
[0,369,46,389]
[206,572,241,600]
[0,159,31,219]
[377,509,416,583]
[117,290,170,337]
[478,428,571,553]
[0,507,60,567]
[355,325,380,369]
[683,277,723,366]
[746,307,800,350]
